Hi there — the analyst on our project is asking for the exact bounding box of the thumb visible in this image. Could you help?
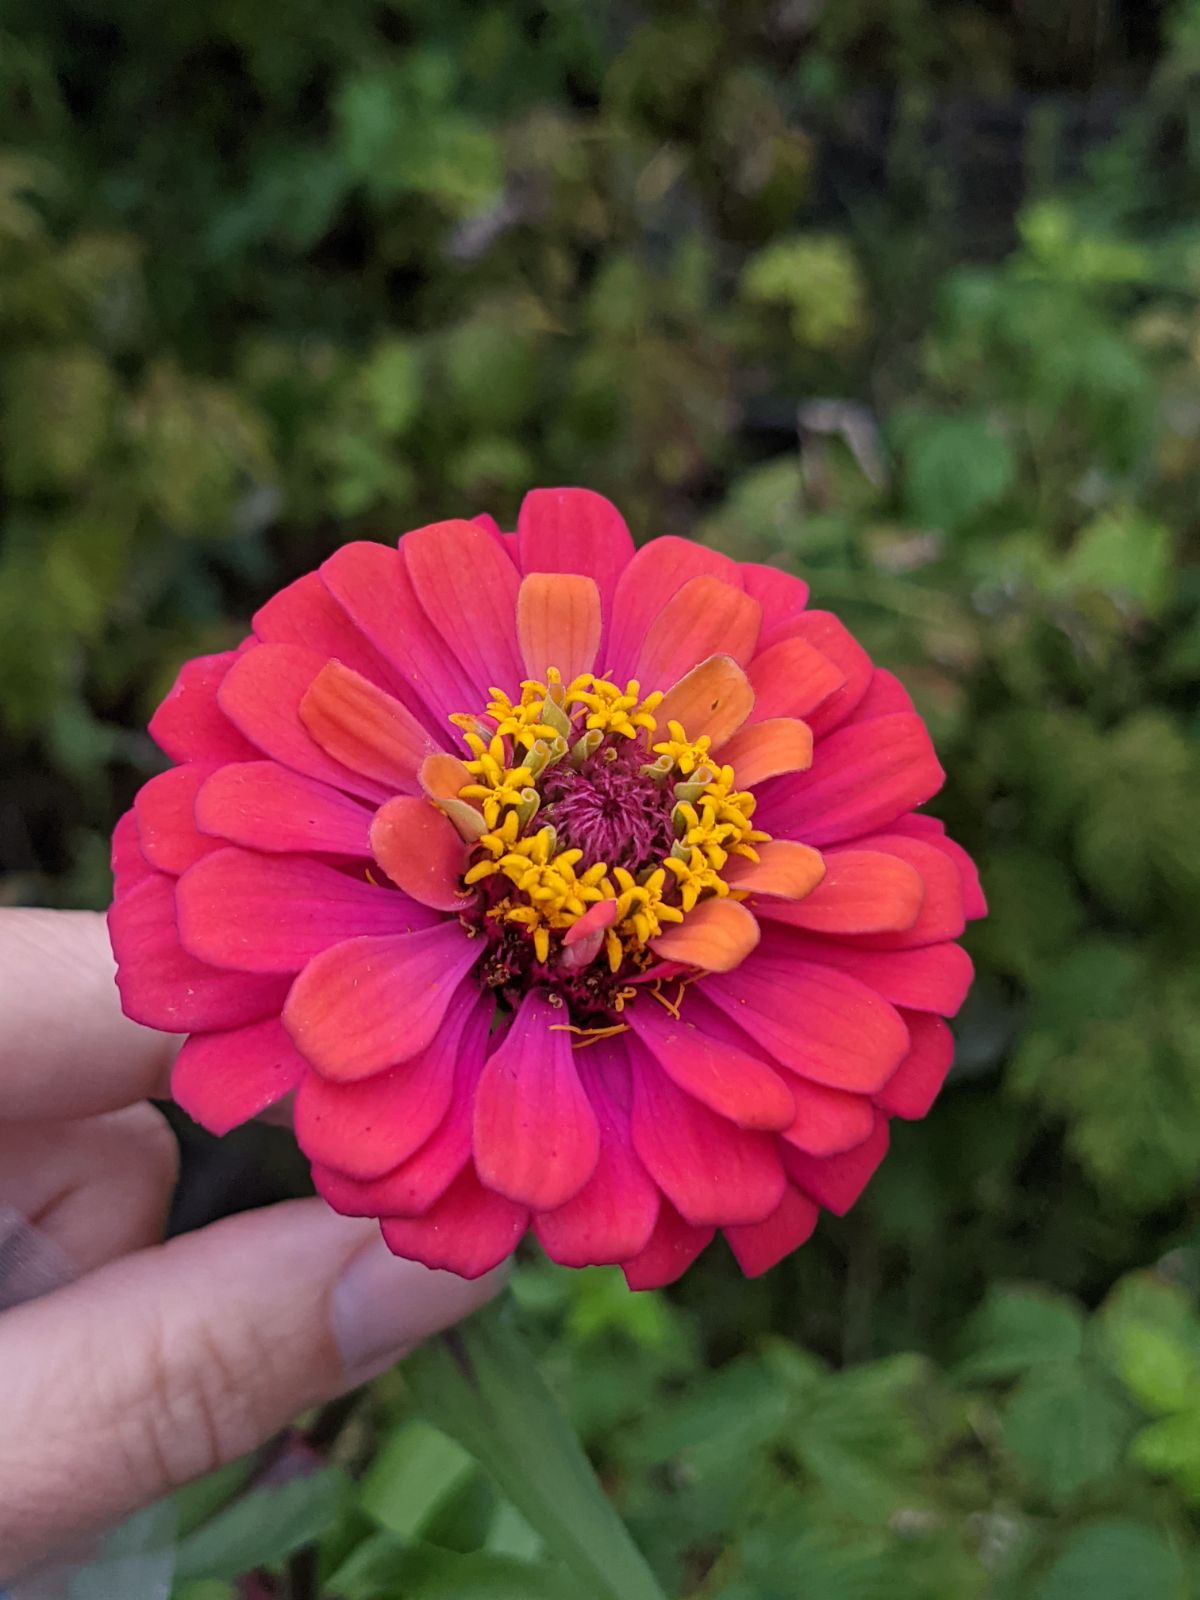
[0,1198,505,1579]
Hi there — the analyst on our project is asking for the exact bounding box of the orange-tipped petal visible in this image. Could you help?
[635,576,762,687]
[419,753,487,841]
[420,751,474,800]
[517,572,602,682]
[655,654,755,747]
[717,716,813,784]
[758,848,924,934]
[650,897,760,973]
[299,659,436,792]
[370,796,470,911]
[724,840,826,901]
[746,634,845,723]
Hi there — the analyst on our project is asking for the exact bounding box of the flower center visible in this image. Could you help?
[540,743,676,872]
[444,669,769,1022]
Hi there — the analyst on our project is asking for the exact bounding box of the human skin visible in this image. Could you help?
[0,908,505,1580]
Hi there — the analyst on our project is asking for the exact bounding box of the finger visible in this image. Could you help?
[0,1199,506,1578]
[0,910,177,1119]
[0,1105,178,1272]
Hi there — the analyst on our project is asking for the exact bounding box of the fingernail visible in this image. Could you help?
[330,1231,509,1381]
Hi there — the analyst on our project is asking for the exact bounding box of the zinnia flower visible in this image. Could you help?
[109,489,984,1288]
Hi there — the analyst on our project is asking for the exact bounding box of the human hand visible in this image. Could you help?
[0,909,506,1580]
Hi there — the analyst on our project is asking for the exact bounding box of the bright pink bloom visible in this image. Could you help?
[109,490,984,1287]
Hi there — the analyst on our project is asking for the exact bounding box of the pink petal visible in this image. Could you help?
[516,487,636,656]
[299,660,438,793]
[149,649,260,765]
[717,717,813,787]
[311,994,492,1215]
[724,1185,819,1277]
[176,848,435,974]
[746,635,846,725]
[890,818,987,921]
[195,762,373,857]
[380,1166,528,1279]
[701,954,909,1092]
[621,1201,714,1290]
[473,990,601,1210]
[785,613,873,738]
[628,994,795,1131]
[783,1111,890,1214]
[320,541,479,733]
[217,643,392,803]
[282,924,480,1081]
[836,832,966,949]
[762,928,974,1016]
[849,668,915,721]
[516,572,602,683]
[172,1017,306,1135]
[112,809,157,894]
[781,1075,876,1156]
[629,1037,785,1226]
[740,564,810,650]
[370,796,469,911]
[402,518,523,700]
[253,570,410,701]
[294,984,480,1179]
[876,1011,954,1119]
[534,1039,661,1267]
[607,537,744,680]
[107,874,289,1033]
[134,764,223,875]
[755,713,944,847]
[758,848,925,935]
[634,576,762,690]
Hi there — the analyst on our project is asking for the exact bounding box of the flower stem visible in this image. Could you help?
[403,1298,668,1600]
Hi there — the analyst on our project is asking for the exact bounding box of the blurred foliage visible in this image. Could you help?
[2,0,1200,1592]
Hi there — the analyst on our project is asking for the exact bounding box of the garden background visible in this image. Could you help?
[3,0,1200,1594]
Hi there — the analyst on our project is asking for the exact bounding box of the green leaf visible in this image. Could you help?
[790,1356,939,1521]
[172,1467,349,1581]
[404,1303,667,1600]
[741,234,868,351]
[2,348,116,494]
[1002,1363,1136,1503]
[954,1286,1085,1383]
[359,1418,476,1539]
[1028,1520,1187,1600]
[1129,1410,1200,1502]
[1058,509,1175,617]
[1098,1274,1200,1415]
[901,412,1016,533]
[329,1535,577,1600]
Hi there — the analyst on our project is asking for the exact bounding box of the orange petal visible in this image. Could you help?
[717,717,813,785]
[420,751,473,801]
[655,654,755,747]
[650,898,760,973]
[418,754,487,842]
[758,848,924,934]
[299,661,435,792]
[635,576,762,687]
[517,572,602,683]
[724,840,826,901]
[746,634,847,723]
[370,796,470,911]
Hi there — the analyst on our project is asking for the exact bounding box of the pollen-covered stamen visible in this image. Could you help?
[441,666,808,1018]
